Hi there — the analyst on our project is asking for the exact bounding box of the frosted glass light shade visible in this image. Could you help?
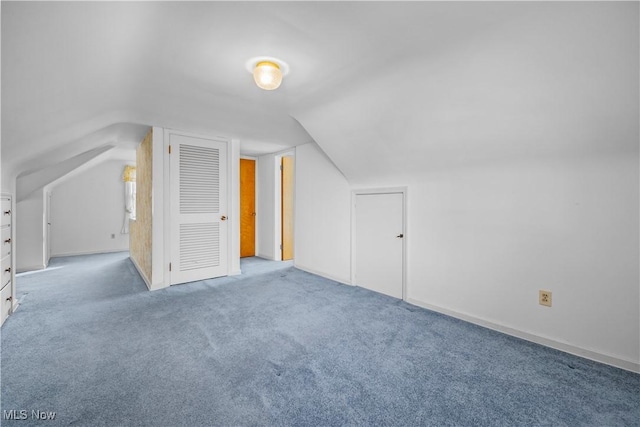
[253,61,282,90]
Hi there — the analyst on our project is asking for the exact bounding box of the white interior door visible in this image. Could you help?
[354,192,404,299]
[170,134,228,285]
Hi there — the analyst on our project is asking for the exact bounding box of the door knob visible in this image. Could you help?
[221,216,227,221]
[4,238,10,244]
[396,234,404,238]
[5,296,12,302]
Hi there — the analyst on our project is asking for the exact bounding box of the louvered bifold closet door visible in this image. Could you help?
[170,134,228,285]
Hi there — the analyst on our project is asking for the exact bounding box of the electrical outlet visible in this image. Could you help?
[539,290,552,307]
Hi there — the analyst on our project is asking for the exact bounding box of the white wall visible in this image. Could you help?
[349,152,639,372]
[366,153,638,371]
[154,127,167,289]
[290,4,639,371]
[49,159,131,257]
[16,191,45,272]
[1,165,12,196]
[294,143,351,284]
[229,139,241,275]
[301,147,639,371]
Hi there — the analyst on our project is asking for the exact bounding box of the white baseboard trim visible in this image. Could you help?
[16,264,45,273]
[407,297,640,374]
[51,248,129,258]
[294,263,351,286]
[229,269,242,276]
[148,282,167,291]
[129,256,153,291]
[257,253,278,261]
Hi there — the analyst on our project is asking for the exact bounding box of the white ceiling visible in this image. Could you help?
[2,2,637,183]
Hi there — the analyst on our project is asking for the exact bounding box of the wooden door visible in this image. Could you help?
[170,134,228,285]
[240,159,256,257]
[281,156,294,260]
[354,192,404,299]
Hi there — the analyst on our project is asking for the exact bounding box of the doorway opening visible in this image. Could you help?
[242,152,294,263]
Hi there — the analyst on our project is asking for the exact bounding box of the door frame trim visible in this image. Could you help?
[164,128,234,286]
[351,187,408,300]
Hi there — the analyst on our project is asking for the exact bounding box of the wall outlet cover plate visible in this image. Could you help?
[539,290,552,307]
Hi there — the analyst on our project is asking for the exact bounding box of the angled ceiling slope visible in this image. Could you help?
[1,1,317,180]
[17,145,115,202]
[291,2,639,183]
[2,2,638,186]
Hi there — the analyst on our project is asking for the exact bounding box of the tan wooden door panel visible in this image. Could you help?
[240,159,256,257]
[281,156,294,261]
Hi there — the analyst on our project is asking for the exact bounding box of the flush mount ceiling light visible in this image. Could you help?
[254,61,281,90]
[246,57,290,91]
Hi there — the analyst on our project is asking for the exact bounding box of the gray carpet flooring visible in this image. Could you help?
[1,252,638,426]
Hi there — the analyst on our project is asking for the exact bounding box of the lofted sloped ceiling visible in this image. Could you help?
[292,2,638,183]
[2,2,638,184]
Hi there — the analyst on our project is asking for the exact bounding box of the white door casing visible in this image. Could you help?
[353,190,405,299]
[170,134,228,285]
